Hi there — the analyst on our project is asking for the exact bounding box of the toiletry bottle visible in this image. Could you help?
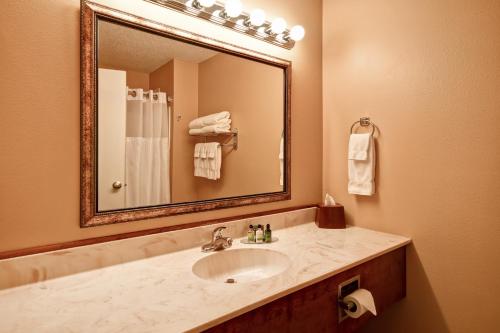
[247,224,255,243]
[256,224,264,243]
[265,224,272,243]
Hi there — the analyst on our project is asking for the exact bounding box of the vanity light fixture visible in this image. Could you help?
[288,25,306,41]
[244,8,266,27]
[191,0,216,9]
[191,0,215,9]
[268,17,287,35]
[145,0,305,49]
[221,0,243,18]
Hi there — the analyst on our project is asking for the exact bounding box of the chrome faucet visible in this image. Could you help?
[201,226,233,252]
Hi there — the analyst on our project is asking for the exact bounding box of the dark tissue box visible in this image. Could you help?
[315,204,346,229]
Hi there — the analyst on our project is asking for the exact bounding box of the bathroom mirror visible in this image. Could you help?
[81,2,290,226]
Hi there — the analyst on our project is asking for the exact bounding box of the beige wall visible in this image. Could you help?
[323,0,500,332]
[196,53,283,199]
[170,59,200,203]
[3,0,499,331]
[151,59,234,204]
[99,67,150,90]
[150,61,174,97]
[126,70,150,90]
[6,0,321,252]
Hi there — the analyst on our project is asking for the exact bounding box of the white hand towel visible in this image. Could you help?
[207,142,220,180]
[194,143,203,177]
[206,142,217,159]
[189,111,230,129]
[348,133,375,195]
[216,144,221,179]
[194,142,221,180]
[348,133,370,161]
[194,143,202,158]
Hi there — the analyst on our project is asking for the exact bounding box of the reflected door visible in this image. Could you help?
[97,68,127,211]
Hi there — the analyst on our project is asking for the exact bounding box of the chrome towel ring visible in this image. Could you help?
[350,117,376,136]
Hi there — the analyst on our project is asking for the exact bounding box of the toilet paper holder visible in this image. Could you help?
[338,300,357,312]
[338,275,361,322]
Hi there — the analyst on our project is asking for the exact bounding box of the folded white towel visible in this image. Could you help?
[189,121,231,135]
[189,111,230,129]
[194,142,221,180]
[348,133,375,195]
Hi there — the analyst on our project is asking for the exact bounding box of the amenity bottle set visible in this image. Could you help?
[247,224,272,243]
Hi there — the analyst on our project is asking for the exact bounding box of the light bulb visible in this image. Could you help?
[289,25,305,41]
[224,0,243,18]
[198,0,216,7]
[249,9,266,27]
[270,17,287,34]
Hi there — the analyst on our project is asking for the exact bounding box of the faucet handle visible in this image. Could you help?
[213,226,227,239]
[223,237,233,249]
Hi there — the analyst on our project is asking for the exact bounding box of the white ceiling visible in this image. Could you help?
[98,20,218,73]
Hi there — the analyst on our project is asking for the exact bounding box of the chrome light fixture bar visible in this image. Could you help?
[144,0,305,49]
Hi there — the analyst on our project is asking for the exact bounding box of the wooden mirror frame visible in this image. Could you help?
[80,1,291,227]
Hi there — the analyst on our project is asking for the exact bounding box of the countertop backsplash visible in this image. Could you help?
[0,207,316,290]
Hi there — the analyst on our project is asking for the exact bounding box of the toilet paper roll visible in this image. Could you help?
[343,288,377,319]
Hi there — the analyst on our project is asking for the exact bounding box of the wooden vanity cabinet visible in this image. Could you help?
[203,247,406,333]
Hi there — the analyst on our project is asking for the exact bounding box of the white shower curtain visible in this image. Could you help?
[125,89,171,208]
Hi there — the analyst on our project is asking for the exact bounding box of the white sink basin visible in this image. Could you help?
[192,248,291,283]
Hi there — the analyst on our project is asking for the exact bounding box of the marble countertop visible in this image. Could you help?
[0,223,410,333]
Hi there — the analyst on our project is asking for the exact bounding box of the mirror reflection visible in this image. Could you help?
[97,20,285,212]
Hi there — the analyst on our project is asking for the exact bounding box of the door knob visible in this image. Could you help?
[112,181,122,189]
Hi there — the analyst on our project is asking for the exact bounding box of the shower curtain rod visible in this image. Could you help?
[127,89,173,102]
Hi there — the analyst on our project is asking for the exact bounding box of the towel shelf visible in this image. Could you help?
[191,128,238,150]
[350,117,376,136]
